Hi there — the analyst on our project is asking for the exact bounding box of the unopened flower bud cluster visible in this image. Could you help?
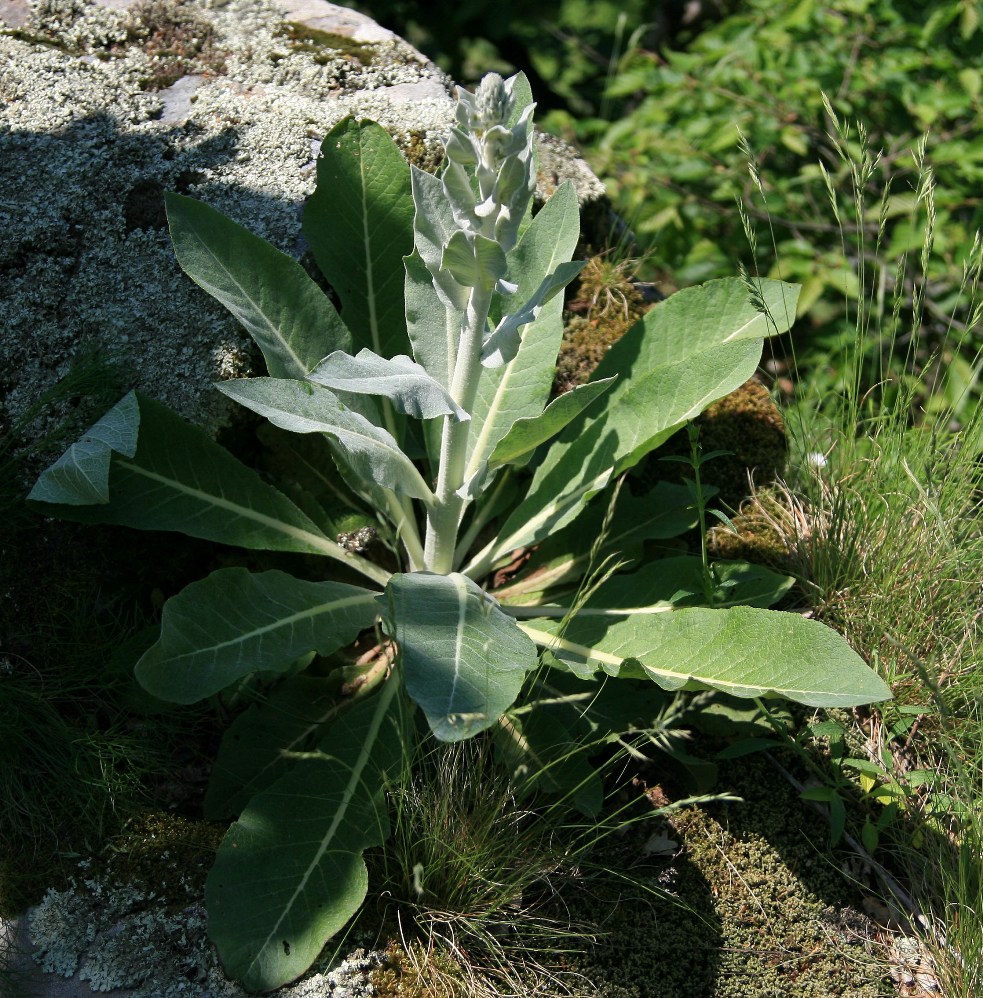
[442,73,536,257]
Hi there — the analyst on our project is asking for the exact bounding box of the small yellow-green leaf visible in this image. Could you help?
[780,125,809,156]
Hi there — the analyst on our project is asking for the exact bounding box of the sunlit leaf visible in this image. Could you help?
[520,606,891,708]
[166,193,349,377]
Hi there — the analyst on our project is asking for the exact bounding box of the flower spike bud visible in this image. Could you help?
[475,72,510,131]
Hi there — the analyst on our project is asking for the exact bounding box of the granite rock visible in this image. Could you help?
[0,0,606,462]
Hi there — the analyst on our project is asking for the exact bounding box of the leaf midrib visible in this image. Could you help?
[245,675,398,979]
[191,225,307,378]
[115,458,391,586]
[517,622,859,699]
[165,592,380,660]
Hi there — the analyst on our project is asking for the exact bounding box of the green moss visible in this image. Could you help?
[364,749,890,996]
[554,754,890,997]
[0,28,73,52]
[555,255,651,394]
[402,129,446,173]
[279,22,376,65]
[369,940,459,998]
[696,380,787,505]
[102,812,225,908]
[123,0,226,91]
[555,312,638,395]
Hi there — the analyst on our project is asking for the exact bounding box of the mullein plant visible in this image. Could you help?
[29,73,889,991]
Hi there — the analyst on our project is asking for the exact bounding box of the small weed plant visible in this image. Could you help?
[30,74,888,990]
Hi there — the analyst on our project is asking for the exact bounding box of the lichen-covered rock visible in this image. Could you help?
[14,857,389,996]
[0,0,607,464]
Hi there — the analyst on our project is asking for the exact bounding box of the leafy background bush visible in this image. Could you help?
[355,0,983,422]
[560,0,983,414]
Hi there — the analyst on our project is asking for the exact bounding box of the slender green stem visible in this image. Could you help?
[379,396,423,569]
[382,490,425,571]
[503,603,674,619]
[686,425,715,604]
[503,604,568,619]
[319,540,393,588]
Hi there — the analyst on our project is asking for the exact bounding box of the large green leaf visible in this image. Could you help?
[207,680,404,992]
[571,557,795,612]
[586,277,799,476]
[469,279,799,574]
[382,572,539,741]
[405,248,460,394]
[304,118,414,359]
[404,248,456,466]
[488,482,702,601]
[404,166,467,401]
[165,193,349,378]
[27,394,388,579]
[217,378,436,505]
[481,260,584,368]
[135,568,381,703]
[519,607,892,708]
[204,675,343,820]
[253,424,372,531]
[408,166,469,313]
[487,378,615,469]
[441,230,508,289]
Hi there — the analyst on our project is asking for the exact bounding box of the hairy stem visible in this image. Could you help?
[424,282,495,572]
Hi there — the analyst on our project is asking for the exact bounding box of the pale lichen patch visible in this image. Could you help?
[0,0,455,461]
[3,0,605,469]
[27,861,389,995]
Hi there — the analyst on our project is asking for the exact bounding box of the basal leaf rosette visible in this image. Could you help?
[25,69,894,994]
